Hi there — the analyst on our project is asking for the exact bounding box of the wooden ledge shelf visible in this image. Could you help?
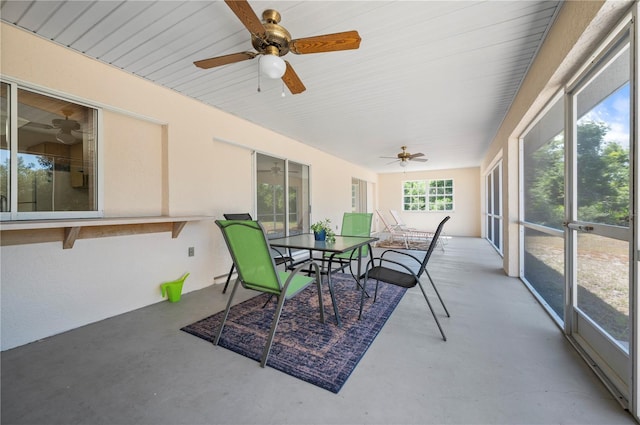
[0,216,212,249]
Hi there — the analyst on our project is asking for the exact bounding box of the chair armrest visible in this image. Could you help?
[289,259,320,276]
[282,260,321,290]
[270,246,286,258]
[270,246,292,266]
[380,249,422,265]
[363,257,420,279]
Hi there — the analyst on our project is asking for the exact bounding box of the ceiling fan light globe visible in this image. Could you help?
[260,54,286,79]
[399,161,407,167]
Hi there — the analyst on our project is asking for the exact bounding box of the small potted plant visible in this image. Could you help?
[311,219,335,242]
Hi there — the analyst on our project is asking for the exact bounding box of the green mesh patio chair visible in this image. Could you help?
[215,219,325,367]
[359,216,450,341]
[221,213,292,293]
[324,212,373,278]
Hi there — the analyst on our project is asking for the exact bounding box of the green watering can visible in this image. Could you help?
[160,272,190,303]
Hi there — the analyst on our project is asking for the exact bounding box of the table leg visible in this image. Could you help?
[354,245,372,293]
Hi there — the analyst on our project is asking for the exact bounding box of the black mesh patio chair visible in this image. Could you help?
[359,216,451,341]
[221,213,292,293]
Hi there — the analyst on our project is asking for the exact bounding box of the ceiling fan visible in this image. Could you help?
[193,0,361,95]
[21,120,53,130]
[258,162,298,175]
[381,146,428,167]
[51,108,82,144]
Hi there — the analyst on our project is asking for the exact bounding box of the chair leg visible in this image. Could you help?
[262,295,275,308]
[260,292,288,367]
[373,279,380,303]
[416,281,447,341]
[359,275,369,319]
[359,277,380,319]
[326,274,342,327]
[424,269,450,317]
[214,278,241,345]
[222,264,235,294]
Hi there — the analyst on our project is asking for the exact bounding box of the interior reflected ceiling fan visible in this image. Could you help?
[51,107,82,145]
[381,146,428,167]
[258,162,298,175]
[193,0,361,95]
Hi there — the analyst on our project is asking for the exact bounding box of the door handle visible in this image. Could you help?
[566,223,594,232]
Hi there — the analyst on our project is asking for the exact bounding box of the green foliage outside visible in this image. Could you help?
[0,155,54,212]
[428,179,453,211]
[403,180,426,211]
[403,179,453,211]
[525,120,629,228]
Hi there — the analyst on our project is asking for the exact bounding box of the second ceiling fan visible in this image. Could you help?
[382,146,428,166]
[193,0,361,95]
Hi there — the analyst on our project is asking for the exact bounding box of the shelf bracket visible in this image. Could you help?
[172,221,187,238]
[63,226,81,249]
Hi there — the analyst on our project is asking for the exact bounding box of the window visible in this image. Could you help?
[1,81,100,220]
[485,161,502,254]
[402,179,453,211]
[428,179,454,210]
[402,180,426,211]
[351,178,367,213]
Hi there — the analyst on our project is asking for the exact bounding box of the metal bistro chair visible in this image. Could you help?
[359,216,451,341]
[215,220,325,367]
[324,212,374,280]
[221,213,292,293]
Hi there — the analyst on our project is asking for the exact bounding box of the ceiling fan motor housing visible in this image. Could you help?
[397,146,410,160]
[251,9,291,56]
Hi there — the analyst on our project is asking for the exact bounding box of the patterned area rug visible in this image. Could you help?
[181,273,406,393]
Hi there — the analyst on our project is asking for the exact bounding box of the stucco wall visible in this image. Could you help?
[0,23,377,350]
[377,167,481,237]
[3,0,631,350]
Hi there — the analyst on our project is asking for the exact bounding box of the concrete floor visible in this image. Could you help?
[1,237,636,424]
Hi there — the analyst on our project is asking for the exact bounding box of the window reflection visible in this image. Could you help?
[1,83,9,213]
[256,153,309,237]
[15,88,97,213]
[256,155,285,236]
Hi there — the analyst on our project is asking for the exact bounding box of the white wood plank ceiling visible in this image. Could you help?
[1,0,561,172]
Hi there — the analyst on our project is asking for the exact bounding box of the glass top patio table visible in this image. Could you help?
[268,234,377,253]
[269,234,378,327]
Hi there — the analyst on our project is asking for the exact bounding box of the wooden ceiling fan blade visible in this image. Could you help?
[282,61,306,94]
[224,0,265,38]
[194,52,257,69]
[24,121,53,130]
[289,30,361,54]
[409,152,425,159]
[385,159,400,165]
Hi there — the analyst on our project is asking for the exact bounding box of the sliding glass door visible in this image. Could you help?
[288,161,309,235]
[256,152,309,237]
[566,30,631,396]
[485,162,502,254]
[521,96,565,322]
